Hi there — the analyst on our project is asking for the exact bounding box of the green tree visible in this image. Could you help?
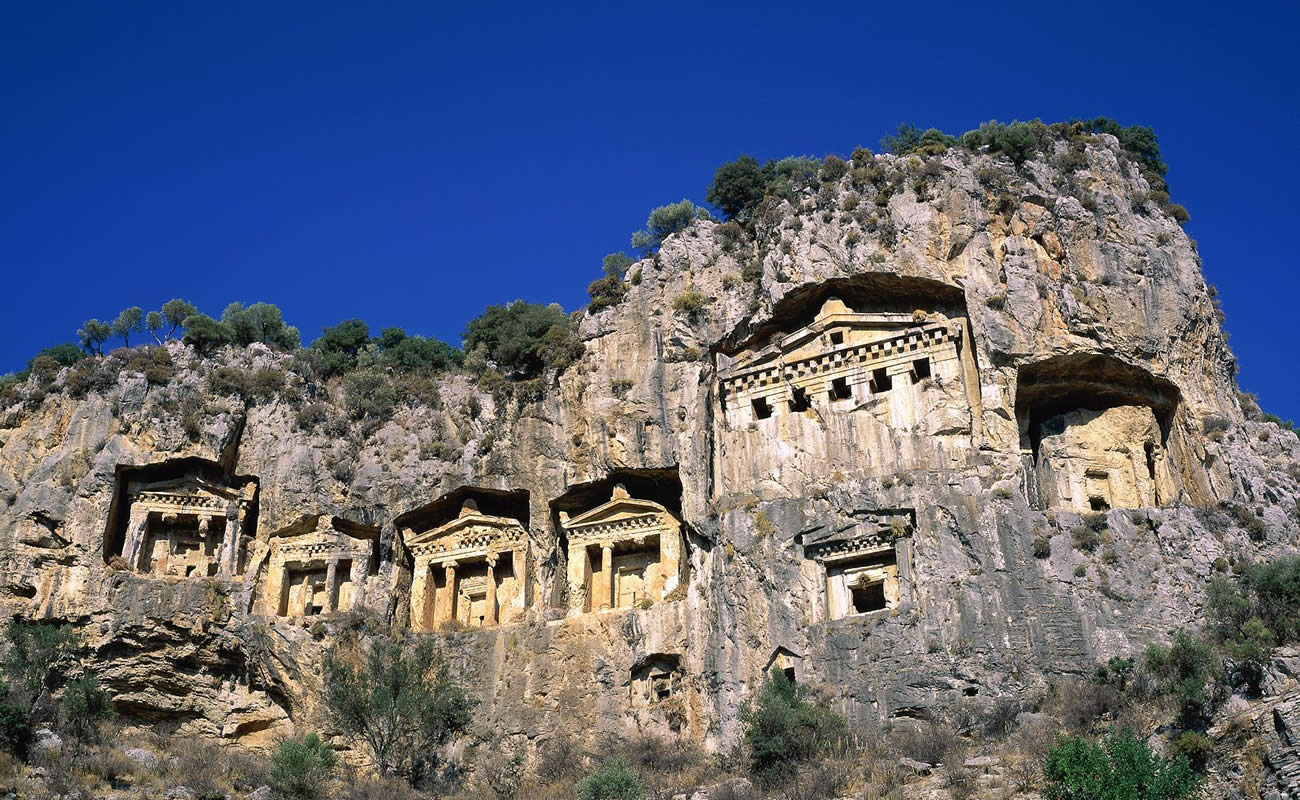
[588,252,635,312]
[268,733,337,799]
[1246,556,1300,642]
[463,301,573,378]
[0,687,31,760]
[881,123,923,154]
[160,298,199,340]
[1143,629,1219,726]
[313,319,372,376]
[1042,730,1198,800]
[1,621,76,714]
[58,673,115,757]
[961,120,1041,165]
[221,302,301,350]
[26,343,85,376]
[375,328,462,374]
[145,311,166,344]
[323,636,476,783]
[576,758,644,800]
[112,306,145,347]
[77,319,113,355]
[762,156,822,200]
[706,155,766,220]
[740,670,845,788]
[630,199,700,252]
[181,313,235,354]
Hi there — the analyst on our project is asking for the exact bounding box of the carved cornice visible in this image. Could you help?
[411,524,526,561]
[565,512,672,547]
[275,539,371,562]
[131,491,250,518]
[804,512,912,564]
[720,323,959,399]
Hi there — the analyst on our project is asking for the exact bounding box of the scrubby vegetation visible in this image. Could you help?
[323,634,476,785]
[1042,730,1198,800]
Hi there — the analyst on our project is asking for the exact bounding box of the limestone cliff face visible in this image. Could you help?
[0,134,1295,771]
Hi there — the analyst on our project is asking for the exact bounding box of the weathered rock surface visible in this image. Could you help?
[0,134,1296,787]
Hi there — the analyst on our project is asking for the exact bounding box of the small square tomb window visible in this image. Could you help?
[851,580,887,613]
[829,377,851,401]
[829,331,844,346]
[789,387,810,412]
[870,368,892,393]
[752,397,772,419]
[912,357,931,383]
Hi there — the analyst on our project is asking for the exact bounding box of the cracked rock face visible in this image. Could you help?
[0,134,1297,768]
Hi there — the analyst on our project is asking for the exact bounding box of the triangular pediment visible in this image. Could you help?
[565,497,671,528]
[407,512,525,547]
[135,476,240,502]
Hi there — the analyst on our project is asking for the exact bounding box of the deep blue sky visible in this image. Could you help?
[3,2,1298,416]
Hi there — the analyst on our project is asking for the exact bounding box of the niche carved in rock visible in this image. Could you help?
[106,459,258,580]
[398,487,531,632]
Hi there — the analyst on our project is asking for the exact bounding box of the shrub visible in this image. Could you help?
[1172,731,1212,772]
[375,329,462,374]
[1032,535,1052,558]
[1166,204,1190,224]
[314,319,372,376]
[1050,677,1124,734]
[269,733,337,799]
[888,721,963,765]
[208,366,256,400]
[961,120,1040,165]
[1143,629,1219,726]
[1042,730,1198,800]
[535,734,581,784]
[1071,525,1101,553]
[673,291,710,316]
[182,314,235,354]
[707,156,766,220]
[464,301,574,379]
[296,403,332,431]
[630,199,701,251]
[821,154,848,183]
[2,620,76,713]
[323,635,476,782]
[0,689,31,759]
[1244,556,1300,642]
[221,302,300,350]
[342,370,397,422]
[740,670,845,787]
[58,673,114,757]
[576,758,644,800]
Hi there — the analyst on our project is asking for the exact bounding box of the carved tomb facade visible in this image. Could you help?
[259,516,378,617]
[561,486,683,615]
[405,502,528,631]
[119,475,256,579]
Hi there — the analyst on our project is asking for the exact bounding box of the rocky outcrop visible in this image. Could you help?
[0,133,1296,766]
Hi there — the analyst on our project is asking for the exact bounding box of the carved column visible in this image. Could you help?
[122,506,150,570]
[600,543,614,610]
[437,562,458,627]
[219,506,243,577]
[325,559,339,613]
[420,559,437,631]
[485,555,498,626]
